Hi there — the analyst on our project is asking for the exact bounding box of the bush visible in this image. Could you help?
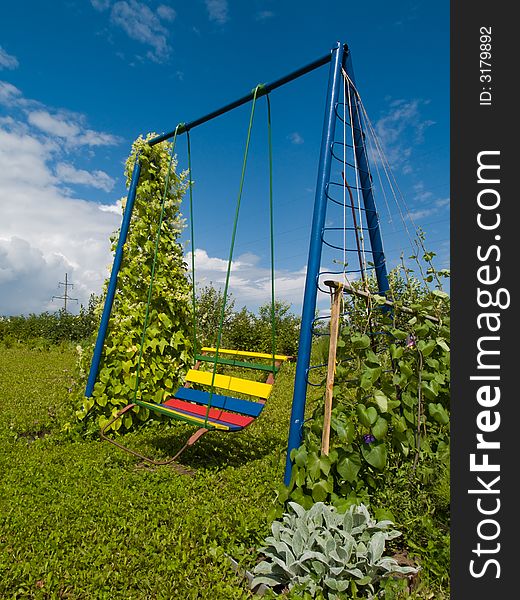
[194,284,300,357]
[0,296,99,348]
[253,502,418,599]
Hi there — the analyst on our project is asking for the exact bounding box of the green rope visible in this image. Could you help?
[266,93,276,374]
[186,130,198,357]
[133,127,180,406]
[204,85,263,427]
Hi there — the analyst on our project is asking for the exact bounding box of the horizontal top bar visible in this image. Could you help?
[148,43,348,146]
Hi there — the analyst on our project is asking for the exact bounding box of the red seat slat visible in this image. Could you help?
[164,398,254,428]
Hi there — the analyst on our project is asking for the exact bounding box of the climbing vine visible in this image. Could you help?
[279,267,450,512]
[73,134,193,434]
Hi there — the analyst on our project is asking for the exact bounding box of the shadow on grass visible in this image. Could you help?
[104,420,285,472]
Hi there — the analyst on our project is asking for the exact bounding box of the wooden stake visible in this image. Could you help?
[321,282,343,455]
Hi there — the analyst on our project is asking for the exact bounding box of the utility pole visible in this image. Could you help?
[52,273,78,313]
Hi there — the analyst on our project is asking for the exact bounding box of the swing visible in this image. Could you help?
[100,87,290,468]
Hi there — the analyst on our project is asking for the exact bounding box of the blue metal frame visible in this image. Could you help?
[344,54,390,295]
[85,159,141,397]
[283,42,346,484]
[84,50,338,400]
[85,42,390,491]
[283,47,391,485]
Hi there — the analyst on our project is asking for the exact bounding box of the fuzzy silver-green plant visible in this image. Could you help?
[252,502,418,599]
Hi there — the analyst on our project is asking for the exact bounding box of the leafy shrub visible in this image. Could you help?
[194,284,236,348]
[274,262,450,591]
[194,285,300,357]
[0,296,99,348]
[253,502,418,599]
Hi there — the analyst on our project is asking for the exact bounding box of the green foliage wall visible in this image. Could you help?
[75,134,194,433]
[0,296,99,348]
[195,289,300,357]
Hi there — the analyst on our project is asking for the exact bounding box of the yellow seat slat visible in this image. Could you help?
[185,369,273,399]
[201,347,290,362]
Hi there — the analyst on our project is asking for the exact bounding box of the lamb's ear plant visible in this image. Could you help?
[252,502,418,599]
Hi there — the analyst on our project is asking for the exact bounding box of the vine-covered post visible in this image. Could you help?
[85,158,142,398]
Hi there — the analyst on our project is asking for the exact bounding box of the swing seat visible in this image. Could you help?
[100,347,291,469]
[138,386,265,431]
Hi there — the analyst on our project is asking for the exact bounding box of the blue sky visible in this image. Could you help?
[0,1,449,316]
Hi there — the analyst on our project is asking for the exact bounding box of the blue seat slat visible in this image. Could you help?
[173,387,264,417]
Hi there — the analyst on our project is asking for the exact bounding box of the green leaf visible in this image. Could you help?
[351,333,371,350]
[417,339,436,356]
[361,441,387,470]
[294,446,308,468]
[337,452,362,483]
[312,481,331,502]
[437,338,450,352]
[290,488,314,510]
[357,404,378,427]
[360,367,382,390]
[428,403,449,425]
[432,289,449,299]
[371,416,388,440]
[331,413,355,443]
[372,390,388,413]
[389,344,404,360]
[374,507,395,522]
[391,329,408,340]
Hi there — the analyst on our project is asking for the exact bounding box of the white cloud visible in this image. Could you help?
[256,10,274,21]
[288,132,304,145]
[91,0,112,10]
[27,109,120,147]
[205,0,229,24]
[0,85,123,315]
[413,181,434,203]
[157,4,176,21]
[0,81,25,106]
[110,0,172,62]
[408,197,450,221]
[372,99,435,174]
[0,46,19,70]
[56,163,116,192]
[187,248,307,309]
[99,199,123,214]
[28,110,80,139]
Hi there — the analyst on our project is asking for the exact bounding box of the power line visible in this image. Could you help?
[52,273,78,313]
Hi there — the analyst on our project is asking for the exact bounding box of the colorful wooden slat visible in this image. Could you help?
[164,398,254,429]
[173,387,264,417]
[195,354,279,373]
[201,347,290,361]
[185,369,273,399]
[137,400,230,430]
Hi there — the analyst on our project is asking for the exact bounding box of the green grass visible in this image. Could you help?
[0,347,448,599]
[0,347,314,599]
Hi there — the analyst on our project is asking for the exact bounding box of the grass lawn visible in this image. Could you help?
[0,347,449,599]
[0,347,320,599]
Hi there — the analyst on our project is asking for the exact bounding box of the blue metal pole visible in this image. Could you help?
[284,42,346,485]
[85,158,142,397]
[344,54,390,295]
